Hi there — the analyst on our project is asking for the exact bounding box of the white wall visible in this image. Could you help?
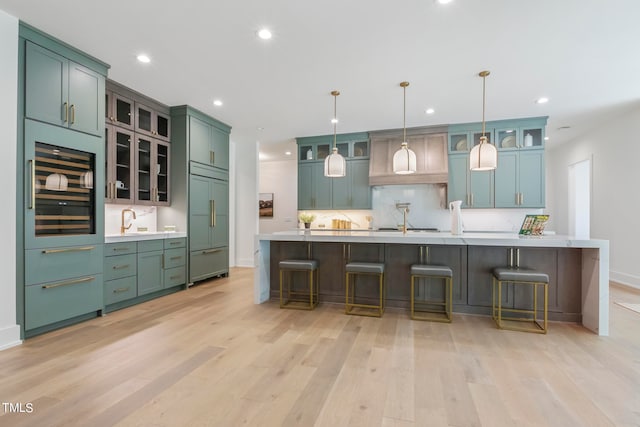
[259,158,298,233]
[0,10,21,350]
[547,106,640,289]
[233,138,258,267]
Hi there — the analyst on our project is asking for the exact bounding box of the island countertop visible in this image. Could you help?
[255,230,609,336]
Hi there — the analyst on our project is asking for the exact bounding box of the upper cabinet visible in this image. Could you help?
[24,41,106,137]
[369,126,448,185]
[189,115,229,170]
[105,80,172,205]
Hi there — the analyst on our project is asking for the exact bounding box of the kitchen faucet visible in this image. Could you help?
[395,202,410,235]
[120,208,137,235]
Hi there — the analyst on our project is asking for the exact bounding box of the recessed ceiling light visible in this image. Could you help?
[136,54,151,63]
[544,136,549,141]
[285,151,292,156]
[437,0,453,4]
[257,28,272,40]
[331,118,338,124]
[257,127,264,131]
[213,100,223,107]
[425,108,435,115]
[536,97,549,104]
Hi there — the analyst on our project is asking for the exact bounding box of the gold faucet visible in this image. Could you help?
[395,202,411,235]
[120,209,136,235]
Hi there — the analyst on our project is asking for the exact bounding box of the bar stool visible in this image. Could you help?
[492,267,548,334]
[410,264,453,322]
[279,259,318,310]
[345,262,385,317]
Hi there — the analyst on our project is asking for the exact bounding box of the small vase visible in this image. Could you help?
[304,223,311,229]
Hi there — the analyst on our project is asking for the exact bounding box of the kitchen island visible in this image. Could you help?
[255,230,609,335]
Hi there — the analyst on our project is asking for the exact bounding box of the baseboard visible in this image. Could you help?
[610,270,640,291]
[235,258,255,268]
[0,324,22,351]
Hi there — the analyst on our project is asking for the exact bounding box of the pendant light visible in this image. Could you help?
[469,70,497,171]
[392,81,416,174]
[324,90,346,177]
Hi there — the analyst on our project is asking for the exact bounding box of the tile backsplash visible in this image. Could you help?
[105,204,157,235]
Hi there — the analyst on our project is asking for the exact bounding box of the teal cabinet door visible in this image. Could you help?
[68,61,104,136]
[348,159,371,209]
[331,173,349,209]
[519,150,545,207]
[313,163,332,209]
[137,249,164,295]
[211,126,229,170]
[189,174,212,251]
[495,151,518,207]
[448,154,468,206]
[189,116,211,165]
[211,179,229,247]
[298,163,314,209]
[469,170,494,208]
[25,41,68,128]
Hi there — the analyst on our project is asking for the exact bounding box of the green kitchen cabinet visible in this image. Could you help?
[189,115,229,170]
[135,135,170,206]
[298,162,332,210]
[495,148,545,208]
[332,159,372,209]
[137,240,164,296]
[447,153,494,208]
[104,242,137,305]
[25,41,105,137]
[105,125,135,204]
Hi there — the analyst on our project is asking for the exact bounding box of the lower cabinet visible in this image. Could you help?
[25,244,104,333]
[104,237,186,309]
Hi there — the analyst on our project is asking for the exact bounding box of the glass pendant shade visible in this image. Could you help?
[469,136,497,171]
[392,142,417,174]
[324,147,346,177]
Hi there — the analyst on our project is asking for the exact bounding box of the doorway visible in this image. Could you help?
[568,158,591,238]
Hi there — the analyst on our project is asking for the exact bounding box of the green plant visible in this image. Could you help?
[298,212,316,223]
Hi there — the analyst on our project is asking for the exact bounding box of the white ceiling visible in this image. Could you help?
[2,0,639,161]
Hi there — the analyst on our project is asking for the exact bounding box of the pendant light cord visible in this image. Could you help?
[403,84,407,143]
[482,74,486,138]
[333,93,337,149]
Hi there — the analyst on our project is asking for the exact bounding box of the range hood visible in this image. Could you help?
[369,125,449,185]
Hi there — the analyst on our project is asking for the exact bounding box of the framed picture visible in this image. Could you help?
[259,193,274,218]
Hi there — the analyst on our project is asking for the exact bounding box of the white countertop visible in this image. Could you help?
[258,230,607,249]
[105,232,187,243]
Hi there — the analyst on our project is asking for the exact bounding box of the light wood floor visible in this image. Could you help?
[1,268,639,427]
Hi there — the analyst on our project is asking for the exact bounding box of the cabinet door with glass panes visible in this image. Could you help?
[24,120,104,249]
[448,129,494,154]
[105,125,135,204]
[135,136,170,206]
[135,102,171,142]
[105,90,134,130]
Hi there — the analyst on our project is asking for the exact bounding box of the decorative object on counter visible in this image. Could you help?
[163,225,177,232]
[365,215,373,229]
[259,192,274,217]
[393,81,417,175]
[469,71,497,171]
[136,226,148,232]
[524,133,534,147]
[324,91,346,177]
[298,212,316,228]
[306,148,313,160]
[449,200,463,235]
[518,214,549,236]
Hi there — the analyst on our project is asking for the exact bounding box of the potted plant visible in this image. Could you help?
[298,212,316,229]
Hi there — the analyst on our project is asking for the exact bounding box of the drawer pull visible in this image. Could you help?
[42,246,95,254]
[169,241,182,245]
[42,276,94,289]
[170,256,182,261]
[112,264,130,270]
[170,275,182,280]
[112,247,131,252]
[113,287,130,294]
[202,249,221,254]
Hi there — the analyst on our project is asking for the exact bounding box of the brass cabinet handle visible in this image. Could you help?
[113,287,130,293]
[43,276,94,289]
[470,193,474,206]
[112,264,130,270]
[419,246,424,264]
[211,200,216,227]
[520,193,524,205]
[210,151,215,165]
[425,246,430,264]
[70,104,75,124]
[63,102,68,122]
[348,244,351,262]
[509,248,514,267]
[42,246,95,254]
[112,247,130,252]
[170,275,182,280]
[169,241,182,245]
[162,254,165,269]
[202,249,221,254]
[516,248,521,268]
[29,159,35,209]
[170,256,182,261]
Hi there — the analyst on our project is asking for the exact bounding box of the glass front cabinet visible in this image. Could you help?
[24,120,104,249]
[135,135,170,206]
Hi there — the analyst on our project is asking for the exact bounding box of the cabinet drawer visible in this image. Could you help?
[190,161,229,180]
[104,276,137,305]
[138,239,164,252]
[164,248,186,269]
[164,238,186,249]
[25,245,103,286]
[104,254,137,281]
[105,242,137,256]
[190,247,229,283]
[25,274,102,330]
[164,266,186,288]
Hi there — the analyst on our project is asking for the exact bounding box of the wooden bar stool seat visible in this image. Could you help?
[345,262,385,317]
[410,264,453,322]
[492,267,549,333]
[279,259,318,310]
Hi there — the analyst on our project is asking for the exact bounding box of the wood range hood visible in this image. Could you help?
[368,125,449,185]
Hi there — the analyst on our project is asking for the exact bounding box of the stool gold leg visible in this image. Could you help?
[279,269,284,308]
[410,275,415,319]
